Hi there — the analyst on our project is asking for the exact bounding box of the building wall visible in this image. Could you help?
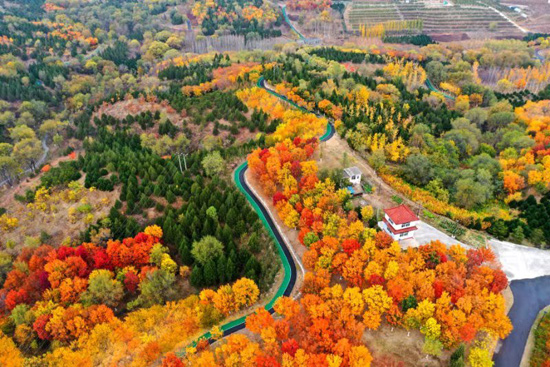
[384,214,419,230]
[345,173,361,185]
[378,221,416,241]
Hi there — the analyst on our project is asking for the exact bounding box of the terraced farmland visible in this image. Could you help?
[346,2,523,37]
[347,4,401,27]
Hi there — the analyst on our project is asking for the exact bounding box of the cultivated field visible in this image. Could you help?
[345,1,525,39]
[502,0,550,33]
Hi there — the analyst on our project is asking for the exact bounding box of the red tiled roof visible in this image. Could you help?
[383,218,418,234]
[384,204,419,224]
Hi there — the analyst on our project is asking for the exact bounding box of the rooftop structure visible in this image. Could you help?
[343,166,362,185]
[379,204,420,240]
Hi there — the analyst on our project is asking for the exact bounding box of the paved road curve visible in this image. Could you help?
[194,123,335,344]
[494,276,550,367]
[260,60,550,367]
[182,78,335,348]
[192,72,550,367]
[425,78,456,101]
[260,72,550,367]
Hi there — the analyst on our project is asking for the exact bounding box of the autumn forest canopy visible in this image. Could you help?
[0,0,550,365]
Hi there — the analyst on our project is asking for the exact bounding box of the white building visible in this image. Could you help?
[343,166,362,185]
[378,204,420,240]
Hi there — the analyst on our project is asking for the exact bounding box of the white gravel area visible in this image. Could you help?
[399,220,468,248]
[398,220,550,281]
[489,239,550,281]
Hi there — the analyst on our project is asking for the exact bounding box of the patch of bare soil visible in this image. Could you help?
[1,182,119,254]
[0,136,82,205]
[317,134,398,210]
[503,285,514,314]
[365,323,450,367]
[93,96,258,148]
[119,195,185,228]
[511,0,550,33]
[93,96,185,133]
[0,149,80,207]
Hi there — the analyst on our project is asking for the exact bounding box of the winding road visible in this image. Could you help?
[192,71,549,367]
[186,79,334,347]
[257,74,548,367]
[494,276,550,367]
[425,78,456,101]
[281,5,305,41]
[257,76,325,117]
[279,4,321,45]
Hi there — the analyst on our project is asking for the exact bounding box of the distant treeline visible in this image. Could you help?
[494,83,550,108]
[523,33,550,42]
[383,34,435,46]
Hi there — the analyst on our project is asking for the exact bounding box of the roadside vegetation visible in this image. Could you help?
[0,0,549,364]
[530,311,550,367]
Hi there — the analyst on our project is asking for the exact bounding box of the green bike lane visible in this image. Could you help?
[281,5,305,41]
[257,76,326,117]
[425,78,456,101]
[184,78,334,348]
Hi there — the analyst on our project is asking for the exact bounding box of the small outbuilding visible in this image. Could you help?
[379,204,420,240]
[343,166,362,185]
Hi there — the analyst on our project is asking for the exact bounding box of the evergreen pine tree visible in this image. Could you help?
[125,186,135,203]
[202,218,214,237]
[203,259,217,286]
[178,240,193,266]
[190,265,203,287]
[235,220,246,237]
[143,184,153,196]
[166,190,176,204]
[450,344,465,367]
[510,226,525,244]
[248,233,260,253]
[226,241,237,259]
[244,257,258,284]
[226,256,236,282]
[226,208,238,226]
[490,220,509,240]
[222,225,233,244]
[119,185,127,201]
[217,255,227,284]
[218,204,227,220]
[138,194,150,209]
[127,200,135,214]
[153,185,162,197]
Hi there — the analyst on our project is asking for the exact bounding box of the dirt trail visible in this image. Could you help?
[322,133,425,214]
